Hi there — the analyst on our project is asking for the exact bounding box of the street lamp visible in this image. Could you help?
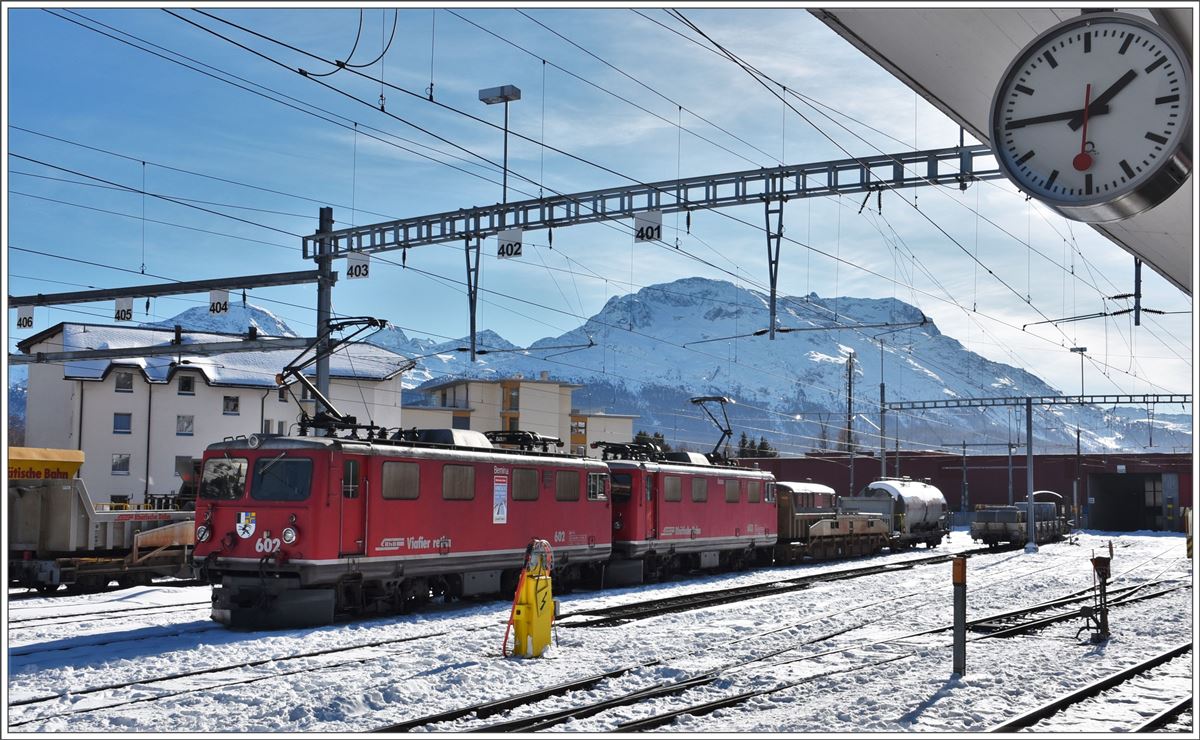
[1069,346,1087,397]
[478,84,521,204]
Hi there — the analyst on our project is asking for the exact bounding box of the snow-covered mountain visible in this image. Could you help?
[141,302,297,337]
[8,280,1189,454]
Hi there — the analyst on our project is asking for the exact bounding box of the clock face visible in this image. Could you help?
[990,13,1191,222]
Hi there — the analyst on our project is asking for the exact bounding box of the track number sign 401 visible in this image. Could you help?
[634,211,663,242]
[496,229,523,259]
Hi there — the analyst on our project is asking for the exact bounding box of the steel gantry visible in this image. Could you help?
[302,144,1002,374]
[887,394,1192,552]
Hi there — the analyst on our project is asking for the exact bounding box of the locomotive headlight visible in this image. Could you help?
[282,527,298,544]
[196,524,211,542]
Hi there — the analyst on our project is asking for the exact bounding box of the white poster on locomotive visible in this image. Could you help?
[493,470,509,524]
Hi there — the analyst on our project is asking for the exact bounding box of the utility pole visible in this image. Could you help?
[1007,442,1015,506]
[880,340,886,478]
[1075,427,1082,527]
[847,350,855,496]
[1025,396,1037,553]
[961,441,969,513]
[316,207,335,421]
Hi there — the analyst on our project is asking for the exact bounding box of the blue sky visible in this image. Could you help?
[4,4,1193,401]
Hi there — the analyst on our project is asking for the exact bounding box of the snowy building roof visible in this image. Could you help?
[18,322,412,387]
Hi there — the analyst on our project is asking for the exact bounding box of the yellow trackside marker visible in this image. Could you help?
[503,539,556,659]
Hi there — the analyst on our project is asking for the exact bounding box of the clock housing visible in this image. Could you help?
[989,12,1191,223]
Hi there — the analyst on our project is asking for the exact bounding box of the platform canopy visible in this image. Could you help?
[813,7,1193,295]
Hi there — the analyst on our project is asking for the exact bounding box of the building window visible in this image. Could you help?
[174,456,193,478]
[263,419,273,434]
[512,468,539,501]
[112,453,131,475]
[505,415,519,432]
[452,414,471,430]
[301,385,316,401]
[178,375,195,395]
[555,470,580,501]
[177,415,195,436]
[115,371,133,393]
[113,412,132,435]
[278,387,288,402]
[223,396,240,415]
[277,420,287,436]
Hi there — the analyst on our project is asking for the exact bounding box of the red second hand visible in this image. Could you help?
[1073,84,1093,171]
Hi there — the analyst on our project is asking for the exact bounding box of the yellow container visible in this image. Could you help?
[512,573,554,658]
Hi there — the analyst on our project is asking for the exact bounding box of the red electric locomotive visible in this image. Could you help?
[193,429,612,628]
[599,445,777,583]
[191,318,611,628]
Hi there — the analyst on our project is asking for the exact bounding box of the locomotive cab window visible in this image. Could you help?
[764,483,776,503]
[692,478,708,502]
[724,479,739,503]
[512,468,539,501]
[555,470,580,501]
[443,464,475,500]
[381,461,419,499]
[252,456,312,501]
[587,472,608,501]
[199,457,248,500]
[610,472,633,502]
[663,476,682,502]
[342,459,360,498]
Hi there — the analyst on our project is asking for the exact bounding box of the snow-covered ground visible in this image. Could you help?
[5,529,1193,733]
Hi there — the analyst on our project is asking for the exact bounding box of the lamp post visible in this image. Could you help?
[1069,346,1087,397]
[478,85,521,204]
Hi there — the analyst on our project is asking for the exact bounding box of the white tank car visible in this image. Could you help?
[839,478,950,548]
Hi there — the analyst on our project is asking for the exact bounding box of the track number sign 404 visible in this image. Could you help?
[209,289,229,314]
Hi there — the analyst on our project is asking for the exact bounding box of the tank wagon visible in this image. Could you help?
[9,447,194,593]
[773,481,887,563]
[839,478,950,549]
[970,494,1071,546]
[597,443,777,584]
[193,430,613,628]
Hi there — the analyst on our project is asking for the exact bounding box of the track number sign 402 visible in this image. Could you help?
[496,229,523,259]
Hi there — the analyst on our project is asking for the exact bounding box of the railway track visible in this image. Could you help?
[559,547,1007,627]
[374,576,1185,733]
[6,627,456,728]
[8,601,211,629]
[989,643,1192,732]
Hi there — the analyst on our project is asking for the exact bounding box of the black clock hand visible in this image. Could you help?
[1005,104,1110,130]
[1068,69,1137,130]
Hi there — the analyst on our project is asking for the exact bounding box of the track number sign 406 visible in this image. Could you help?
[17,306,34,329]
